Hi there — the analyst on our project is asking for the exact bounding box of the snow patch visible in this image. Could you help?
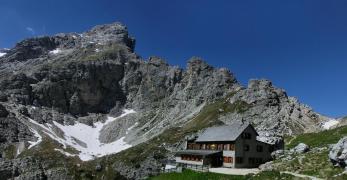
[322,119,339,130]
[28,109,136,161]
[95,48,100,52]
[49,48,62,54]
[0,52,6,57]
[28,128,43,149]
[54,148,76,157]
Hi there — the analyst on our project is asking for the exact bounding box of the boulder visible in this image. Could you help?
[271,150,284,159]
[95,163,102,171]
[259,161,274,171]
[329,136,347,167]
[291,143,310,153]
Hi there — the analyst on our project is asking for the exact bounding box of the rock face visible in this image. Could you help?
[0,104,33,149]
[0,157,71,180]
[329,137,347,168]
[0,104,8,117]
[0,22,330,179]
[221,79,328,137]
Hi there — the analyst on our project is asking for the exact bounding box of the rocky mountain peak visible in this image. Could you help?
[83,22,135,51]
[1,22,135,64]
[187,57,213,73]
[248,79,273,89]
[88,22,128,35]
[148,56,169,67]
[239,79,288,104]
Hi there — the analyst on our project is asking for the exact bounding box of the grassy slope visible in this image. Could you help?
[271,125,347,179]
[149,169,295,180]
[273,149,344,178]
[2,144,16,159]
[286,125,347,149]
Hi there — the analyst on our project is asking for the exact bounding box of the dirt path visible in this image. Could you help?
[281,171,323,180]
[287,135,297,146]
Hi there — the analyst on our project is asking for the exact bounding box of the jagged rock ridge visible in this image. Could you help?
[0,22,330,179]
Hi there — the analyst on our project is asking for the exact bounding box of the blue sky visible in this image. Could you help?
[0,0,346,117]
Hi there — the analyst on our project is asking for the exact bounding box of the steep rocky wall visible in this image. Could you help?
[220,79,326,137]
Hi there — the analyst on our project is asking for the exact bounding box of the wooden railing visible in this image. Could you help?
[181,163,210,172]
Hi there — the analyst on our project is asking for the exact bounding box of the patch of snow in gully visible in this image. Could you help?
[322,119,339,130]
[29,109,136,161]
[49,48,62,54]
[0,52,6,57]
[28,128,43,149]
[54,148,76,157]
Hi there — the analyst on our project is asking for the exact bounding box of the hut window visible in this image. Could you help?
[242,132,251,139]
[236,157,243,163]
[210,144,216,150]
[244,144,250,151]
[230,144,235,150]
[201,144,206,150]
[218,144,223,150]
[223,144,229,150]
[256,145,263,152]
[223,156,233,163]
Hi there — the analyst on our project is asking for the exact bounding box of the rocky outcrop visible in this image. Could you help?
[329,136,347,168]
[0,157,72,180]
[271,150,285,159]
[221,79,327,137]
[0,104,33,146]
[31,61,126,115]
